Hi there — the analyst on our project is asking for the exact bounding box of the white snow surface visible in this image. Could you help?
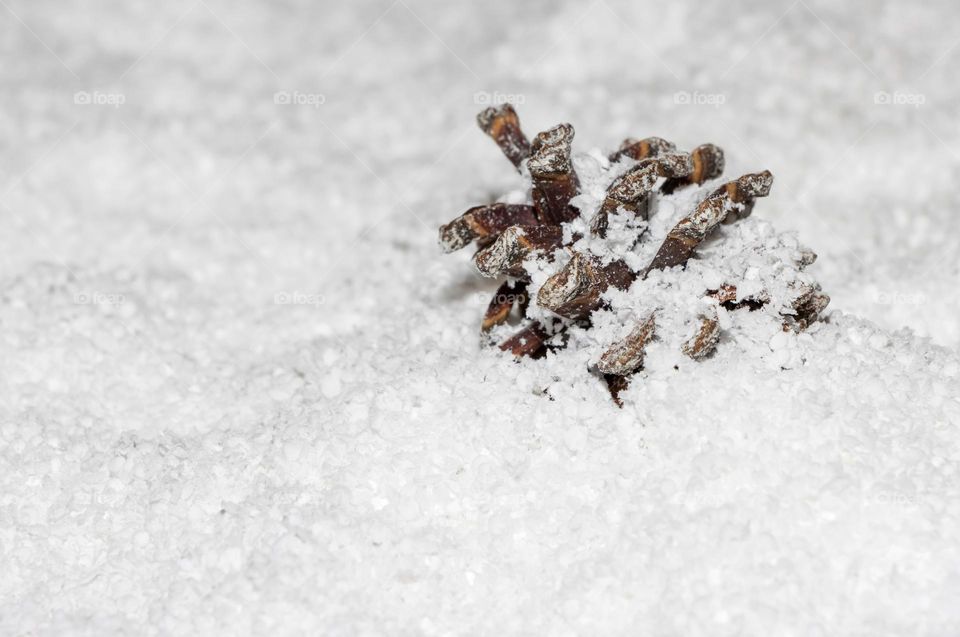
[1,0,959,634]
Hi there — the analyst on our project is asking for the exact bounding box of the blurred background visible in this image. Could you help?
[2,0,958,349]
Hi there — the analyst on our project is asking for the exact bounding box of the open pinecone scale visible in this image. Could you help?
[439,105,829,405]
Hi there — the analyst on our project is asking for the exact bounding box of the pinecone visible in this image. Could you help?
[440,105,829,404]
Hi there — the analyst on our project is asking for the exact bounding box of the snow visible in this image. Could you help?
[1,0,959,634]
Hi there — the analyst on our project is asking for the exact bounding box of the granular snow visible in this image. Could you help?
[1,0,959,635]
